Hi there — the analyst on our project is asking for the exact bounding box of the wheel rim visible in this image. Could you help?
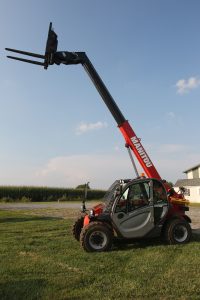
[89,231,107,250]
[173,224,188,242]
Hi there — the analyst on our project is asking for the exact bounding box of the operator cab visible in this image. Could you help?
[110,178,169,239]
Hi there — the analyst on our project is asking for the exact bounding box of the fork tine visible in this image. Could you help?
[7,56,45,66]
[5,48,45,59]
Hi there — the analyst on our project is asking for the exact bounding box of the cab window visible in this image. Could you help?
[115,188,128,213]
[115,181,150,213]
[153,181,168,204]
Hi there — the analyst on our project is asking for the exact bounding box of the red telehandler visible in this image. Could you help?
[6,23,192,252]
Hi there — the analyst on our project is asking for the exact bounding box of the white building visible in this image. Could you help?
[174,164,200,203]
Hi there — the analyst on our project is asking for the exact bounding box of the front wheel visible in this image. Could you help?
[164,219,192,245]
[72,215,85,241]
[80,222,113,252]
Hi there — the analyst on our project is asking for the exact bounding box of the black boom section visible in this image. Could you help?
[79,53,126,126]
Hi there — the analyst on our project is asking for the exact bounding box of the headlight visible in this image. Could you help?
[89,209,94,216]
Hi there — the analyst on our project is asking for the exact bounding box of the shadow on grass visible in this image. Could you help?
[112,237,163,251]
[0,279,46,300]
[192,229,200,240]
[112,231,200,251]
[0,216,61,224]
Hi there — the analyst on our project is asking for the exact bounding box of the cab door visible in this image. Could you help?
[152,179,169,224]
[111,180,154,239]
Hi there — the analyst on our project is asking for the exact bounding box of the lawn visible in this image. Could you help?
[0,208,200,300]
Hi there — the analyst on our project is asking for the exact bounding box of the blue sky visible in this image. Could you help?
[1,0,200,189]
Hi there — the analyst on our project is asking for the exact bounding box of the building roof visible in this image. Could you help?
[183,163,200,173]
[174,178,200,187]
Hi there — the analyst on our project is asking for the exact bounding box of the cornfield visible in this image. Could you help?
[0,186,106,202]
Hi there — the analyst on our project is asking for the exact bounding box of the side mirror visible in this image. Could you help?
[167,188,175,196]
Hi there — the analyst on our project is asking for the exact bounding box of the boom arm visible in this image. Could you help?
[74,52,161,179]
[5,23,161,180]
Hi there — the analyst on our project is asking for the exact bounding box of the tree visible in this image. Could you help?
[76,183,90,190]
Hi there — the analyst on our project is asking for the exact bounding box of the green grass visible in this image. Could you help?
[0,209,200,300]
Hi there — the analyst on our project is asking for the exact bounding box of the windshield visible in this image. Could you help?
[102,180,121,205]
[101,179,132,213]
[101,180,133,212]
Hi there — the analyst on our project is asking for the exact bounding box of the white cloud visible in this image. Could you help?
[166,111,175,119]
[176,76,200,94]
[34,146,200,188]
[1,147,200,188]
[165,111,184,126]
[114,145,120,152]
[35,153,134,189]
[76,121,108,135]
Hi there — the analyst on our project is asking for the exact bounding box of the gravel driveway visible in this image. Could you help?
[187,206,200,234]
[0,202,199,234]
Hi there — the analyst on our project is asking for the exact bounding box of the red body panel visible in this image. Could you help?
[119,121,161,179]
[83,215,90,226]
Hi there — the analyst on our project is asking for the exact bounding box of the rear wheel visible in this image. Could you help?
[164,219,192,245]
[72,215,85,241]
[80,222,113,252]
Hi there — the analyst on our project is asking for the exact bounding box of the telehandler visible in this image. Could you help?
[6,23,192,252]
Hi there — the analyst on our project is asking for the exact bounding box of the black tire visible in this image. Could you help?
[164,219,192,245]
[72,215,85,241]
[80,222,113,252]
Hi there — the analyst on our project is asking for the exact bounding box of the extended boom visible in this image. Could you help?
[6,23,161,180]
